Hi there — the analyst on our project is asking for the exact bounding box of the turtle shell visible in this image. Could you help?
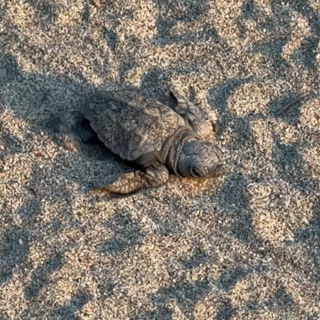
[84,89,187,161]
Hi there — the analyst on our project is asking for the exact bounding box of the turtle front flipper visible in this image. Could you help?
[169,90,216,139]
[95,163,169,194]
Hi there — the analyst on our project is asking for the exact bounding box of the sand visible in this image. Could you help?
[0,0,320,319]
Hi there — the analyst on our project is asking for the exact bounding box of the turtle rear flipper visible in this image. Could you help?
[47,114,84,154]
[47,113,103,158]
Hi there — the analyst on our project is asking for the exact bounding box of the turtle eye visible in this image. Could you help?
[190,166,204,178]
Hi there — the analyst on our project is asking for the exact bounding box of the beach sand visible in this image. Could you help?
[0,0,320,319]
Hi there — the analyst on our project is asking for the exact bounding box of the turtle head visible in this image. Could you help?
[177,140,224,178]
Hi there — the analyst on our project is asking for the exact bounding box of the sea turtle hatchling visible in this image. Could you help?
[51,89,224,194]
